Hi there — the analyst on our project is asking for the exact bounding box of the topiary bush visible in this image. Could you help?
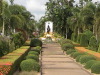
[84,60,97,69]
[91,61,100,74]
[76,54,87,62]
[0,36,10,57]
[60,39,73,46]
[32,61,40,72]
[30,39,42,47]
[88,36,98,51]
[71,33,77,42]
[79,55,96,64]
[80,33,88,47]
[20,59,35,71]
[62,43,74,51]
[83,29,93,41]
[77,33,83,43]
[28,51,39,56]
[98,43,100,53]
[72,52,86,59]
[26,55,39,62]
[12,32,25,49]
[66,49,76,55]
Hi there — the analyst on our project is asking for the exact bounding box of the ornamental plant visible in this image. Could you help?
[84,60,97,69]
[91,61,100,74]
[30,39,42,47]
[26,55,39,62]
[88,36,98,51]
[79,55,96,64]
[62,43,74,51]
[66,49,76,55]
[28,51,39,56]
[72,52,86,59]
[80,33,88,47]
[20,59,35,71]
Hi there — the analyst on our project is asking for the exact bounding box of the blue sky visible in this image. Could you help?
[6,0,98,21]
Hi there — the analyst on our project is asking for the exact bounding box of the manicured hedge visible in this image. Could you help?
[30,39,42,47]
[66,49,76,55]
[84,60,97,69]
[79,55,96,64]
[88,36,98,51]
[0,46,30,75]
[91,61,100,74]
[80,33,88,47]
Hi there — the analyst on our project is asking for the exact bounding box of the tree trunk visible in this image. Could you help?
[2,18,5,36]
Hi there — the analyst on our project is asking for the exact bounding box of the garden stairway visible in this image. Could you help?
[41,43,93,75]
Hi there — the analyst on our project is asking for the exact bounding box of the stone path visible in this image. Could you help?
[41,43,93,75]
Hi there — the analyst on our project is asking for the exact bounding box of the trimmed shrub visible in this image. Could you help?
[98,43,100,53]
[79,55,96,64]
[88,36,98,51]
[26,55,39,62]
[62,43,74,51]
[12,32,25,49]
[77,33,83,43]
[72,52,85,59]
[0,36,10,57]
[91,61,100,74]
[80,33,88,47]
[60,39,73,46]
[30,39,42,47]
[70,51,77,57]
[66,49,76,55]
[84,60,97,69]
[32,61,40,72]
[83,29,93,41]
[71,33,77,42]
[28,51,39,56]
[76,54,87,62]
[20,59,35,71]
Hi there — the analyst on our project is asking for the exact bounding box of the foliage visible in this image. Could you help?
[66,49,76,55]
[84,60,97,69]
[79,55,96,64]
[71,33,77,42]
[91,61,100,74]
[0,36,10,57]
[77,33,83,43]
[20,59,35,72]
[83,29,93,41]
[88,36,98,51]
[60,39,73,46]
[98,43,100,53]
[72,52,86,58]
[30,39,42,47]
[80,33,88,46]
[76,54,87,62]
[28,51,39,56]
[62,43,74,51]
[26,55,39,62]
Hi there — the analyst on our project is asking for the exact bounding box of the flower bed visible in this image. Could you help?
[0,46,30,75]
[75,47,100,60]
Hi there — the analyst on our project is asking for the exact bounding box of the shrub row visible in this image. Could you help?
[66,48,100,74]
[59,38,74,51]
[20,46,42,72]
[0,46,30,75]
[71,29,100,52]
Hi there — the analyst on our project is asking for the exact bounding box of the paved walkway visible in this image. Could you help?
[41,43,93,75]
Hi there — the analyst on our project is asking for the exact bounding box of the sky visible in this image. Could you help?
[6,0,98,21]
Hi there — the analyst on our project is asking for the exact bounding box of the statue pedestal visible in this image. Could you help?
[40,32,56,42]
